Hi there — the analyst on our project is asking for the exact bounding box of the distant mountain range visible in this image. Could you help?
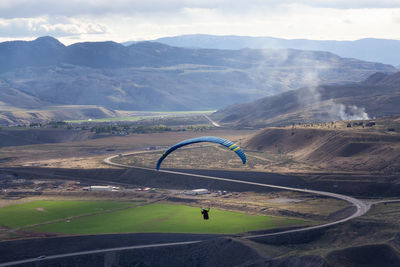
[0,36,396,113]
[149,34,400,66]
[212,72,400,128]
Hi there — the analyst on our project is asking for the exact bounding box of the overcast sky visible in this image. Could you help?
[1,0,400,44]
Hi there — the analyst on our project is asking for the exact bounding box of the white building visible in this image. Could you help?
[89,185,113,191]
[184,189,210,195]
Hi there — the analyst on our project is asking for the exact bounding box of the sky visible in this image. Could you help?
[0,0,400,44]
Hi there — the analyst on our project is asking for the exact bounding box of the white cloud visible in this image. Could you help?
[1,1,400,18]
[0,1,400,43]
[299,0,400,9]
[0,16,108,38]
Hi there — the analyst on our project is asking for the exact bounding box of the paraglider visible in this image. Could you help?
[156,136,246,170]
[201,207,210,220]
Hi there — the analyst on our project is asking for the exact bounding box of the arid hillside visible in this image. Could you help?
[0,128,95,148]
[213,72,400,128]
[244,119,400,174]
[0,106,119,125]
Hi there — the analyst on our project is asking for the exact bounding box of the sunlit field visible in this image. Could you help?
[31,203,306,235]
[0,200,132,228]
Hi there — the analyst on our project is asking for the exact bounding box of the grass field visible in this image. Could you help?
[64,116,157,123]
[64,110,216,123]
[31,203,306,235]
[0,200,132,228]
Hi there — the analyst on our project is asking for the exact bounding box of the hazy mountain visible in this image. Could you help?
[153,34,400,66]
[212,72,400,128]
[0,36,396,111]
[0,36,65,73]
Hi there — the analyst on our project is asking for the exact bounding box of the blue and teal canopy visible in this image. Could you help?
[156,136,246,170]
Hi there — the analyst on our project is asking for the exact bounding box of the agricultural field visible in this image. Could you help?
[64,110,216,123]
[30,203,306,235]
[64,116,150,123]
[0,200,306,237]
[0,200,133,228]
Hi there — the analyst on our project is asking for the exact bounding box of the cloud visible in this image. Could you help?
[0,16,108,38]
[0,0,213,18]
[299,0,400,9]
[0,1,399,43]
[1,1,400,19]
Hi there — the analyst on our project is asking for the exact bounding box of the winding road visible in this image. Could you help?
[104,152,370,239]
[203,114,221,127]
[2,151,399,266]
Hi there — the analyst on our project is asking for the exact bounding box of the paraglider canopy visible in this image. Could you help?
[156,136,246,170]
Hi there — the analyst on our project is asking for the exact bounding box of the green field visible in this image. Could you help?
[64,116,152,123]
[64,110,216,123]
[0,200,132,228]
[31,203,306,235]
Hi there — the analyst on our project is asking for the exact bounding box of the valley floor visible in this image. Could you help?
[0,126,399,266]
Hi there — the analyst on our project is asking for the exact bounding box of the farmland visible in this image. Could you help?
[64,110,216,123]
[0,200,132,228]
[0,201,306,236]
[30,203,306,235]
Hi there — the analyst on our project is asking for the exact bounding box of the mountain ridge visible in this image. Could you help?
[151,34,400,66]
[0,36,396,114]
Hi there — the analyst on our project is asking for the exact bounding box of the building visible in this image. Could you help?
[183,189,210,195]
[89,185,113,191]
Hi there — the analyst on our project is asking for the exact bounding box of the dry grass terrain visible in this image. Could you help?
[0,129,253,169]
[0,105,120,125]
[108,117,400,176]
[3,118,399,176]
[115,145,303,173]
[245,118,400,175]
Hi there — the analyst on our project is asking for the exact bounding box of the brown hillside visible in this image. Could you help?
[0,128,94,147]
[213,71,400,128]
[244,126,400,174]
[0,106,119,125]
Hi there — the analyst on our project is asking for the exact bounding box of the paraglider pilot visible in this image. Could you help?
[201,207,210,220]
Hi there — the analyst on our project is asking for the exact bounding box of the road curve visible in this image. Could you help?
[0,152,383,266]
[203,114,221,127]
[0,241,201,267]
[104,152,370,238]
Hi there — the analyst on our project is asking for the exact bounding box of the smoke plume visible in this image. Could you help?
[326,100,370,121]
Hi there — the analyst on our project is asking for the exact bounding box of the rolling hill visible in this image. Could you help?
[244,117,400,174]
[212,72,400,128]
[0,37,396,114]
[0,105,119,125]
